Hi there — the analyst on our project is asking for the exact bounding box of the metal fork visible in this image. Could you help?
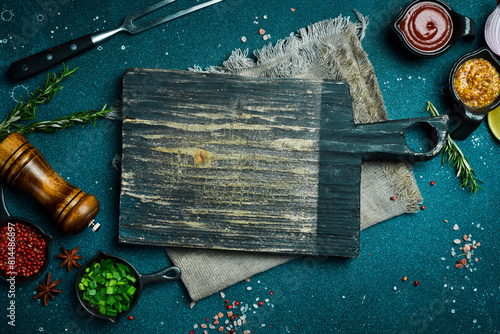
[8,0,224,81]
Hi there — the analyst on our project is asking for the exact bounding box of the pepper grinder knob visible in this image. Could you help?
[0,132,100,234]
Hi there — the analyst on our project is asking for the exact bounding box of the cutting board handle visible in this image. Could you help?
[321,115,449,163]
[357,115,449,162]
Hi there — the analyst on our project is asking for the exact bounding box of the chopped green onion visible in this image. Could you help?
[79,258,138,317]
[126,286,136,296]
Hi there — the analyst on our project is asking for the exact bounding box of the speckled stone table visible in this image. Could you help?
[0,0,498,333]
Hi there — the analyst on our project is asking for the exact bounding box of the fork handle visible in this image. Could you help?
[8,35,95,81]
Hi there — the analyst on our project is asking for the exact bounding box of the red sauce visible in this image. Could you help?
[398,1,453,53]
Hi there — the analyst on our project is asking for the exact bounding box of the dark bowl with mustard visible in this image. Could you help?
[448,48,500,140]
[392,0,475,57]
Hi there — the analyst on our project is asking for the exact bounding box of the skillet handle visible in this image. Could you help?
[139,266,181,286]
[0,184,11,222]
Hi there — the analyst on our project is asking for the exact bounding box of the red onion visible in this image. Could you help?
[485,1,500,56]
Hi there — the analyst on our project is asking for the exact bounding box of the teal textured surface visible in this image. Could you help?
[0,0,498,333]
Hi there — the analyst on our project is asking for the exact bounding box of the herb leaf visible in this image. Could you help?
[0,65,113,140]
[15,104,114,136]
[424,101,483,194]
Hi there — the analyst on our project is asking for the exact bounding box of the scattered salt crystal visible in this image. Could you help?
[246,287,252,291]
[453,224,459,231]
[241,36,247,43]
[263,15,268,19]
[441,257,446,261]
[194,324,198,329]
[393,286,397,291]
[220,292,225,298]
[253,304,259,309]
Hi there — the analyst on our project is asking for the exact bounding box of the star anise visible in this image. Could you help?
[34,272,62,306]
[56,246,83,272]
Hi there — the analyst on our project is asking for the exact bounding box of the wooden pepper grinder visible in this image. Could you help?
[0,132,100,234]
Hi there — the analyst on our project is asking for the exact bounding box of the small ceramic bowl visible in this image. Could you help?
[448,47,500,140]
[392,0,475,57]
[0,185,52,284]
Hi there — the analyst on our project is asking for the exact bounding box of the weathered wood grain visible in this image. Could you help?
[119,69,360,257]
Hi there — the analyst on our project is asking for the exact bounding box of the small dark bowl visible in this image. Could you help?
[0,185,52,284]
[0,219,52,284]
[76,250,181,323]
[448,47,500,140]
[392,0,475,57]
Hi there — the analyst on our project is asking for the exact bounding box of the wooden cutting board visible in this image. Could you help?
[118,69,447,257]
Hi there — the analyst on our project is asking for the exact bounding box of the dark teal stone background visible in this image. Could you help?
[0,0,498,333]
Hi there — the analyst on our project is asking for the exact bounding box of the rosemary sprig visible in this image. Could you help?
[424,101,483,194]
[0,65,114,141]
[0,64,77,136]
[14,104,114,136]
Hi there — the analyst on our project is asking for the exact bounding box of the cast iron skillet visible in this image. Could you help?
[75,250,181,323]
[0,184,52,284]
[448,47,500,140]
[392,0,475,57]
